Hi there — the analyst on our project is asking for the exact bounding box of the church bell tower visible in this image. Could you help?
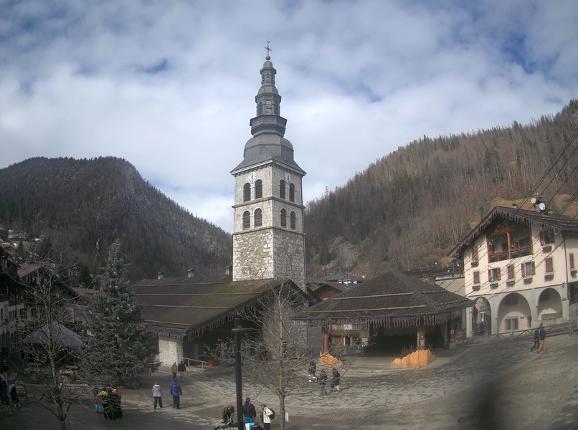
[231,49,306,288]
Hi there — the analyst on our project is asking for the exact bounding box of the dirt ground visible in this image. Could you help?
[4,333,578,429]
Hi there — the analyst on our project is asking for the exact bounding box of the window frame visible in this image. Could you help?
[289,183,295,202]
[473,271,480,285]
[280,209,287,227]
[521,261,536,277]
[280,180,286,199]
[290,211,296,229]
[545,257,554,274]
[254,208,262,227]
[243,183,251,202]
[488,267,501,282]
[242,211,250,230]
[255,180,263,199]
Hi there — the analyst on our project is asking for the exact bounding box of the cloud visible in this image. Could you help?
[0,0,577,232]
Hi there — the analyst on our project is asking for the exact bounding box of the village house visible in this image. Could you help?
[0,246,25,357]
[450,205,578,336]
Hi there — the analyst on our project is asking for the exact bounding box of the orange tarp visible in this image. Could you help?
[391,349,434,368]
[319,352,342,366]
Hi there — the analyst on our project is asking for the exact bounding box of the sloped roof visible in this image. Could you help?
[449,206,578,258]
[23,322,83,350]
[294,271,471,328]
[132,277,299,334]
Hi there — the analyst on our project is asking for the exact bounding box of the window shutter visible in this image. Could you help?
[472,247,479,261]
[531,261,536,275]
[521,263,525,277]
[487,269,491,282]
[497,268,501,281]
[570,253,575,269]
[546,257,553,273]
[539,231,544,246]
[473,271,480,284]
[507,265,514,280]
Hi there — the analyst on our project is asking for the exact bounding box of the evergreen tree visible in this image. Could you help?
[81,240,155,387]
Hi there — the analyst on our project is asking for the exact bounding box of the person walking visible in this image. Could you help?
[8,381,21,408]
[308,360,317,382]
[152,382,163,410]
[538,323,547,353]
[171,362,178,379]
[178,361,186,380]
[261,403,274,430]
[242,397,256,428]
[331,367,341,392]
[530,328,540,352]
[319,369,328,396]
[170,378,182,409]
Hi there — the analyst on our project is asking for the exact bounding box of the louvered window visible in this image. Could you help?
[243,183,251,202]
[280,180,286,199]
[290,211,296,229]
[242,211,250,230]
[289,183,295,202]
[254,209,262,227]
[255,180,263,199]
[280,209,287,227]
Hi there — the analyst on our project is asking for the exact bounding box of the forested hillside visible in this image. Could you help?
[305,100,578,278]
[0,157,232,280]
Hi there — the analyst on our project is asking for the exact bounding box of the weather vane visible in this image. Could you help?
[265,41,272,59]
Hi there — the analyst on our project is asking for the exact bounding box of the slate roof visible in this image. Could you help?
[131,277,294,334]
[23,322,83,350]
[449,206,578,258]
[294,271,471,328]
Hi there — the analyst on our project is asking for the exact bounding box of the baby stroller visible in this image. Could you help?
[215,405,235,429]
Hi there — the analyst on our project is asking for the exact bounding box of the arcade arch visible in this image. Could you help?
[537,288,562,323]
[497,293,532,333]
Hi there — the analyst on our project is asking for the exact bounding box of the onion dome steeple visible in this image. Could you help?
[231,43,304,175]
[250,51,287,137]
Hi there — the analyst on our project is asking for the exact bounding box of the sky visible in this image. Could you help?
[1,0,577,232]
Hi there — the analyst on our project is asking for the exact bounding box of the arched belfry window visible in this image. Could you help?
[280,209,287,227]
[242,211,250,230]
[254,208,262,227]
[255,180,263,199]
[290,211,296,230]
[289,183,295,202]
[243,183,251,202]
[280,180,286,199]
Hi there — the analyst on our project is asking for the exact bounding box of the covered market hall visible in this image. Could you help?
[295,271,472,359]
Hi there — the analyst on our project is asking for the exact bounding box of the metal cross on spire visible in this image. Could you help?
[265,41,272,60]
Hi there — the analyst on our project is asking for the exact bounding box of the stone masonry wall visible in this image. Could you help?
[233,229,274,280]
[273,229,306,289]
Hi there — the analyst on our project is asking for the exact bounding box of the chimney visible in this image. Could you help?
[157,271,164,280]
[187,268,195,279]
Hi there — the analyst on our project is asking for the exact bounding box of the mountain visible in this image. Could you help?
[305,100,578,278]
[0,157,232,280]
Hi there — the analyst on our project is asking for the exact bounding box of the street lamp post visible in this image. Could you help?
[232,318,249,430]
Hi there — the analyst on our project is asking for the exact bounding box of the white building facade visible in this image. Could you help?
[450,206,578,336]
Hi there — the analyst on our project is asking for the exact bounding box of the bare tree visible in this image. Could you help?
[18,263,89,430]
[240,280,312,430]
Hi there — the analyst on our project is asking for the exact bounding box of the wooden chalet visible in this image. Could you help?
[294,271,472,355]
[131,275,309,366]
[0,246,26,356]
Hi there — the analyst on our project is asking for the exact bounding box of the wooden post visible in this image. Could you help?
[322,327,329,353]
[416,327,426,350]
